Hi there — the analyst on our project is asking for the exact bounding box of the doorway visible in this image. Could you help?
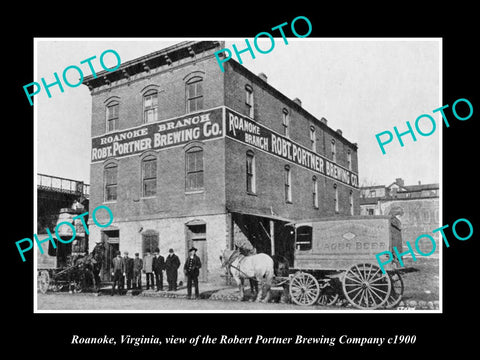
[185,222,207,281]
[101,230,119,282]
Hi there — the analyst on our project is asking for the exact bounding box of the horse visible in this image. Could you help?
[220,249,274,303]
[71,242,106,292]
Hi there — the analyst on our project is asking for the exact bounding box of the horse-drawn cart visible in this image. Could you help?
[283,215,405,309]
[37,208,104,294]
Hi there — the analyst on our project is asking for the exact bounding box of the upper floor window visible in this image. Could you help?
[186,146,204,191]
[143,90,158,123]
[334,183,339,213]
[347,149,352,170]
[186,77,203,113]
[349,190,354,215]
[246,150,256,194]
[312,176,319,208]
[142,155,157,197]
[104,163,118,201]
[106,102,119,132]
[331,139,336,163]
[245,85,254,118]
[285,165,292,203]
[282,108,289,137]
[310,126,316,152]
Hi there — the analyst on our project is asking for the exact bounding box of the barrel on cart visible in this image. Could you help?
[284,215,404,309]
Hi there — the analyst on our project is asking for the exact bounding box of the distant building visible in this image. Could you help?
[360,178,439,254]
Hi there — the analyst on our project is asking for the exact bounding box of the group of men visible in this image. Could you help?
[111,247,202,299]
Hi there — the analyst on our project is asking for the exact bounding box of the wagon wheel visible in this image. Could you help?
[384,271,404,308]
[318,292,339,306]
[289,272,320,306]
[38,270,50,294]
[342,263,391,309]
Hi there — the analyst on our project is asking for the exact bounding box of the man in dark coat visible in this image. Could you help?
[165,248,180,291]
[184,247,202,299]
[153,248,165,291]
[133,252,143,290]
[111,251,125,295]
[123,251,134,290]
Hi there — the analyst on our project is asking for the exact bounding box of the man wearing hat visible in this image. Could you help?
[165,248,180,291]
[133,252,143,290]
[123,251,134,290]
[184,246,202,299]
[111,251,125,295]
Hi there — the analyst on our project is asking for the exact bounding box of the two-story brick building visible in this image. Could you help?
[83,40,360,283]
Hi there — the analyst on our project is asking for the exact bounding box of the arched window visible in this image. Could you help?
[284,165,292,203]
[312,176,318,208]
[333,183,339,213]
[143,90,158,123]
[185,146,204,191]
[246,150,256,194]
[186,77,203,113]
[331,139,336,163]
[282,108,289,137]
[104,162,118,201]
[245,84,254,118]
[106,101,119,132]
[296,225,312,251]
[141,155,157,197]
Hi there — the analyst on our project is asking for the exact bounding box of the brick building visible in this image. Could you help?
[83,41,360,283]
[360,178,439,254]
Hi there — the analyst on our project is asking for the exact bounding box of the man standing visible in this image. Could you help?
[111,251,125,295]
[133,252,143,290]
[143,249,154,290]
[184,247,202,300]
[165,248,180,291]
[123,251,134,290]
[153,248,165,291]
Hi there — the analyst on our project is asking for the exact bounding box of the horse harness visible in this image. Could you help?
[225,251,258,282]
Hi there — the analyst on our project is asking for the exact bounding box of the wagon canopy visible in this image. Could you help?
[287,215,402,271]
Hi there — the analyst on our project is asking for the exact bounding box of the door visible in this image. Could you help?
[185,222,207,282]
[101,230,119,282]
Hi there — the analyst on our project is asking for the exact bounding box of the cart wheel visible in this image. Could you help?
[342,263,391,309]
[289,272,320,306]
[318,292,339,306]
[38,270,50,294]
[385,271,404,308]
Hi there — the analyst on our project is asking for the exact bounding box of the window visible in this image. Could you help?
[282,108,289,137]
[349,190,354,215]
[142,156,157,197]
[369,190,376,198]
[310,126,316,152]
[186,77,203,113]
[106,102,119,132]
[142,231,159,255]
[367,208,375,215]
[334,183,339,213]
[246,151,256,194]
[347,149,352,170]
[186,147,204,191]
[245,85,254,118]
[331,139,336,163]
[143,90,158,123]
[312,176,318,208]
[296,225,312,251]
[104,163,118,201]
[285,165,292,202]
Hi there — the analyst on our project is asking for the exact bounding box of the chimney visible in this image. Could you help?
[395,178,404,187]
[293,97,302,107]
[258,72,268,82]
[336,129,343,136]
[320,117,328,125]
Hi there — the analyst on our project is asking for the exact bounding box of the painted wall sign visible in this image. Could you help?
[225,108,359,188]
[91,107,223,162]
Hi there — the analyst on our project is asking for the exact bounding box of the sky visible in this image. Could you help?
[35,38,440,187]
